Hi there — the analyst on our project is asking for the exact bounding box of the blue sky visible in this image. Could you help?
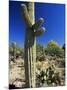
[9,1,65,47]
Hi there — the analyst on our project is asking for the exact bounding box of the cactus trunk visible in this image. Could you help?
[21,2,45,88]
[21,2,36,88]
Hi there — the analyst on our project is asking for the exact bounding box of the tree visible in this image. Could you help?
[45,40,64,57]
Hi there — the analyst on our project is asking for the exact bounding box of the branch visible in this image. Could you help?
[21,4,32,27]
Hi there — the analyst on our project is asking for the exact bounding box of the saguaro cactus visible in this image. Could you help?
[21,2,45,88]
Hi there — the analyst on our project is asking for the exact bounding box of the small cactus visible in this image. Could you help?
[12,42,16,60]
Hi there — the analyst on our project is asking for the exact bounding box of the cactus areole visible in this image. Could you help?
[21,2,45,88]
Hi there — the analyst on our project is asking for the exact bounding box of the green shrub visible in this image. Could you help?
[45,40,64,58]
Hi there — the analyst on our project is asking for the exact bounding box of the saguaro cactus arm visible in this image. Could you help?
[34,27,45,36]
[32,18,44,30]
[21,4,32,27]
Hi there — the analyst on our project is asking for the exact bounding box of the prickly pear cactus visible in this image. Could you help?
[21,2,45,88]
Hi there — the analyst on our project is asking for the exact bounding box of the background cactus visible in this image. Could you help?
[9,42,17,60]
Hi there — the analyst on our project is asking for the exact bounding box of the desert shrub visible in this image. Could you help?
[9,42,17,59]
[45,40,64,58]
[36,44,45,56]
[9,42,24,58]
[57,58,65,68]
[36,44,46,61]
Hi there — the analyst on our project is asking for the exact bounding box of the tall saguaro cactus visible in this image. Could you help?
[21,2,45,88]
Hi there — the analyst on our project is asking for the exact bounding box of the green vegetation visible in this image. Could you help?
[9,42,24,59]
[9,40,65,87]
[36,65,63,87]
[45,40,64,58]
